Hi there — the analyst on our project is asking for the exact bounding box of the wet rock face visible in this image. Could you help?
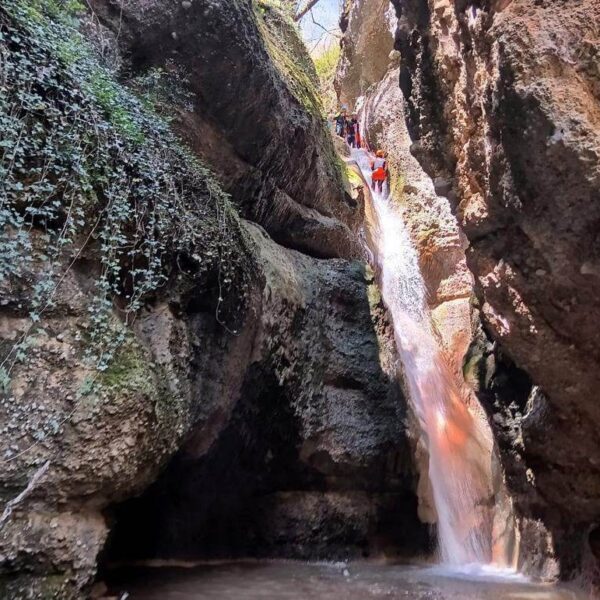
[89,0,362,260]
[104,225,427,564]
[357,65,473,371]
[392,0,600,580]
[336,0,473,375]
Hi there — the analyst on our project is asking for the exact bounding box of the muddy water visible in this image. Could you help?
[107,561,584,599]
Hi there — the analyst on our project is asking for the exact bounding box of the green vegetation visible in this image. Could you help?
[367,280,383,309]
[131,62,194,121]
[313,44,340,82]
[255,0,299,21]
[0,0,256,384]
[345,164,364,187]
[101,339,153,393]
[313,44,340,114]
[338,162,366,214]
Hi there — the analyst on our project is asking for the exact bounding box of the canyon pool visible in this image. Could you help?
[106,561,585,599]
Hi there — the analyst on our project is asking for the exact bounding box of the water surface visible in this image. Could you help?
[107,560,584,599]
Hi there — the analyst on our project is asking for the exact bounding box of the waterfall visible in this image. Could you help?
[354,149,511,567]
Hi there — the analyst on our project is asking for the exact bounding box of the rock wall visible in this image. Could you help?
[334,0,397,108]
[0,3,255,595]
[104,225,426,564]
[360,66,474,374]
[89,0,362,260]
[0,2,424,597]
[336,0,474,402]
[336,0,500,559]
[391,0,600,583]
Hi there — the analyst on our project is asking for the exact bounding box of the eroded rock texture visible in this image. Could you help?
[337,0,474,375]
[0,2,424,597]
[335,0,507,560]
[334,0,397,108]
[362,68,474,373]
[89,0,362,260]
[104,225,425,564]
[392,0,600,582]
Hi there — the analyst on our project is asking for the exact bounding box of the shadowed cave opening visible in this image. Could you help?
[99,361,431,571]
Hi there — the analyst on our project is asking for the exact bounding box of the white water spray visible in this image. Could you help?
[354,149,508,567]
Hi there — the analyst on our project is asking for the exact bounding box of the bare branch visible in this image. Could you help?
[294,0,323,22]
[309,10,342,39]
[309,30,329,54]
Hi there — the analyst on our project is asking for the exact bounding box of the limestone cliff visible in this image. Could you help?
[385,0,600,584]
[337,0,600,586]
[90,0,362,260]
[334,0,397,109]
[337,0,474,377]
[0,1,424,597]
[336,0,511,564]
[105,227,425,564]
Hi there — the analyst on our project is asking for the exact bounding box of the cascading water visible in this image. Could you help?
[354,149,512,568]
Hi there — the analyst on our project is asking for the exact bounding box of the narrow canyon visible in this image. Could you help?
[0,0,598,599]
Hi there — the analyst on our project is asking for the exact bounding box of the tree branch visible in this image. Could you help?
[294,0,323,21]
[309,10,342,39]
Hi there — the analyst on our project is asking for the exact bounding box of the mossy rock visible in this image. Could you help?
[100,341,154,394]
[1,0,256,377]
[255,1,324,119]
[345,164,364,188]
[0,573,78,600]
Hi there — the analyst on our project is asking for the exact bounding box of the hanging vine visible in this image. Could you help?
[0,0,256,391]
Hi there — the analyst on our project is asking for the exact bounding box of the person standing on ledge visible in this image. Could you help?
[370,150,388,193]
[355,117,362,149]
[346,116,356,147]
[334,109,347,138]
[347,114,360,148]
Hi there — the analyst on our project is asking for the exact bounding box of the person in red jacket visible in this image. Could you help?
[370,150,387,193]
[355,121,362,149]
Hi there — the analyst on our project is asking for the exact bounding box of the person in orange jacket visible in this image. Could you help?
[370,150,388,193]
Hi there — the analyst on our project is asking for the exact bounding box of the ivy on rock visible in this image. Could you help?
[0,0,256,388]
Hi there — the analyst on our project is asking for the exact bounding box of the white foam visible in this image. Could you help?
[426,562,528,583]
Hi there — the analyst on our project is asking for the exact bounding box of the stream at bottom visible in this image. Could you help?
[106,561,584,599]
